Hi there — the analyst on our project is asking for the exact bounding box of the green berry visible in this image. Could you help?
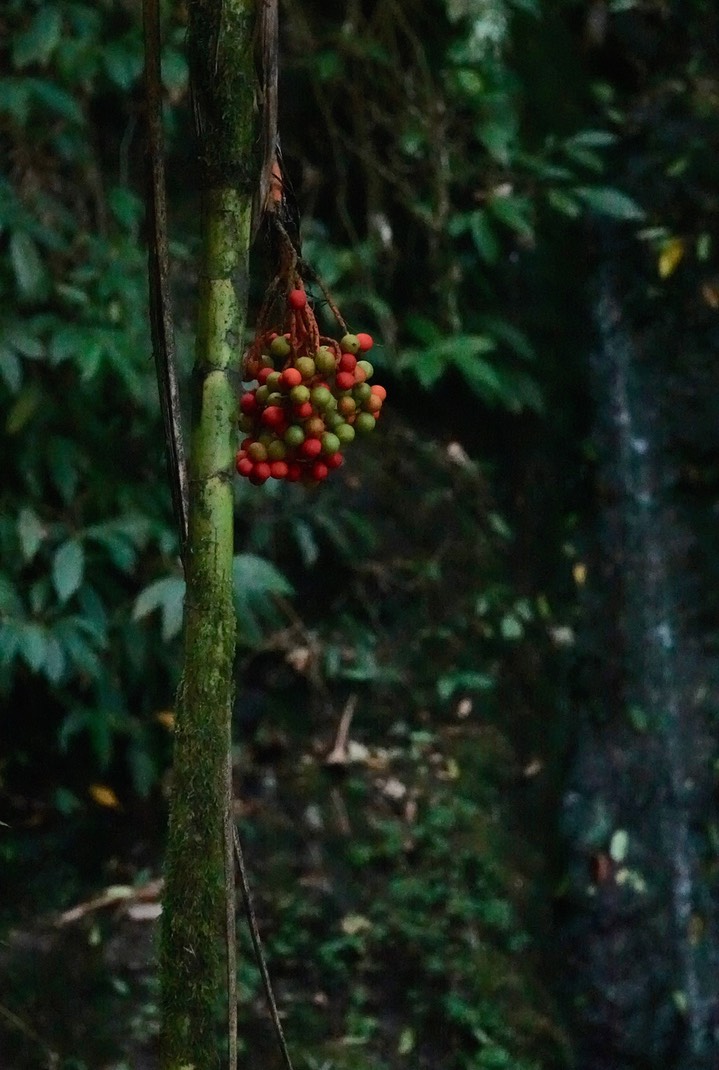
[357,360,374,378]
[270,336,291,358]
[336,422,355,445]
[295,356,316,379]
[315,347,337,375]
[355,412,376,434]
[266,391,284,406]
[311,386,332,409]
[354,382,372,403]
[340,333,360,354]
[321,432,341,455]
[284,425,305,448]
[326,412,345,430]
[266,371,282,390]
[267,440,287,461]
[290,384,311,404]
[255,385,270,404]
[248,441,268,462]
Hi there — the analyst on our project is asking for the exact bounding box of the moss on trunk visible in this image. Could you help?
[158,2,257,1067]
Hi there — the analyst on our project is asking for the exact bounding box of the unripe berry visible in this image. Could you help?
[295,356,316,379]
[288,288,307,309]
[266,391,284,406]
[270,336,291,359]
[355,412,375,434]
[357,359,374,378]
[338,396,356,416]
[356,332,374,351]
[290,384,310,404]
[321,432,341,455]
[305,416,325,438]
[238,414,254,433]
[326,412,345,430]
[284,425,305,448]
[315,347,336,375]
[255,385,270,404]
[354,382,372,402]
[310,386,332,409]
[248,441,268,462]
[353,365,368,384]
[339,333,360,354]
[266,371,282,390]
[267,439,287,461]
[365,394,383,414]
[335,422,355,445]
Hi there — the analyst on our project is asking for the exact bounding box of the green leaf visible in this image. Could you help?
[133,576,186,642]
[12,7,63,68]
[52,540,84,603]
[0,345,22,392]
[18,622,48,672]
[233,554,293,645]
[437,671,494,701]
[565,129,617,149]
[470,210,500,264]
[10,231,47,300]
[575,186,645,221]
[103,42,143,90]
[17,507,45,562]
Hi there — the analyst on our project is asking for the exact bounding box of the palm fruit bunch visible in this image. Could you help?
[236,287,386,485]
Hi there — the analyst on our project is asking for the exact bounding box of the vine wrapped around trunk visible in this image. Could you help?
[158,2,256,1067]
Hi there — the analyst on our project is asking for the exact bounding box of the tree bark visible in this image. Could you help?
[158,2,256,1067]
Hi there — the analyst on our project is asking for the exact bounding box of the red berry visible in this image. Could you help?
[261,405,285,427]
[356,332,374,352]
[286,463,302,482]
[240,392,257,413]
[236,456,253,476]
[336,371,355,391]
[354,365,368,384]
[288,288,307,310]
[312,462,329,481]
[270,460,289,479]
[300,437,322,459]
[294,401,313,419]
[326,452,344,469]
[241,436,253,449]
[338,352,357,373]
[280,367,303,389]
[257,367,274,384]
[370,384,387,400]
[250,461,271,484]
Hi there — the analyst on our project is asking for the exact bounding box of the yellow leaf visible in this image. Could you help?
[573,562,587,586]
[88,784,120,809]
[658,237,684,279]
[156,710,175,730]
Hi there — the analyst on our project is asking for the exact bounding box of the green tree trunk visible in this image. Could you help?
[158,2,257,1067]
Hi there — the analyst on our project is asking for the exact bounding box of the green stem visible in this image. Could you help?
[158,2,256,1067]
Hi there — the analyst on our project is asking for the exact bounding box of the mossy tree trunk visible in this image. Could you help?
[158,2,257,1068]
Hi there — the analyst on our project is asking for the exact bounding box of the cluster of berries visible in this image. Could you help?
[236,288,386,485]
